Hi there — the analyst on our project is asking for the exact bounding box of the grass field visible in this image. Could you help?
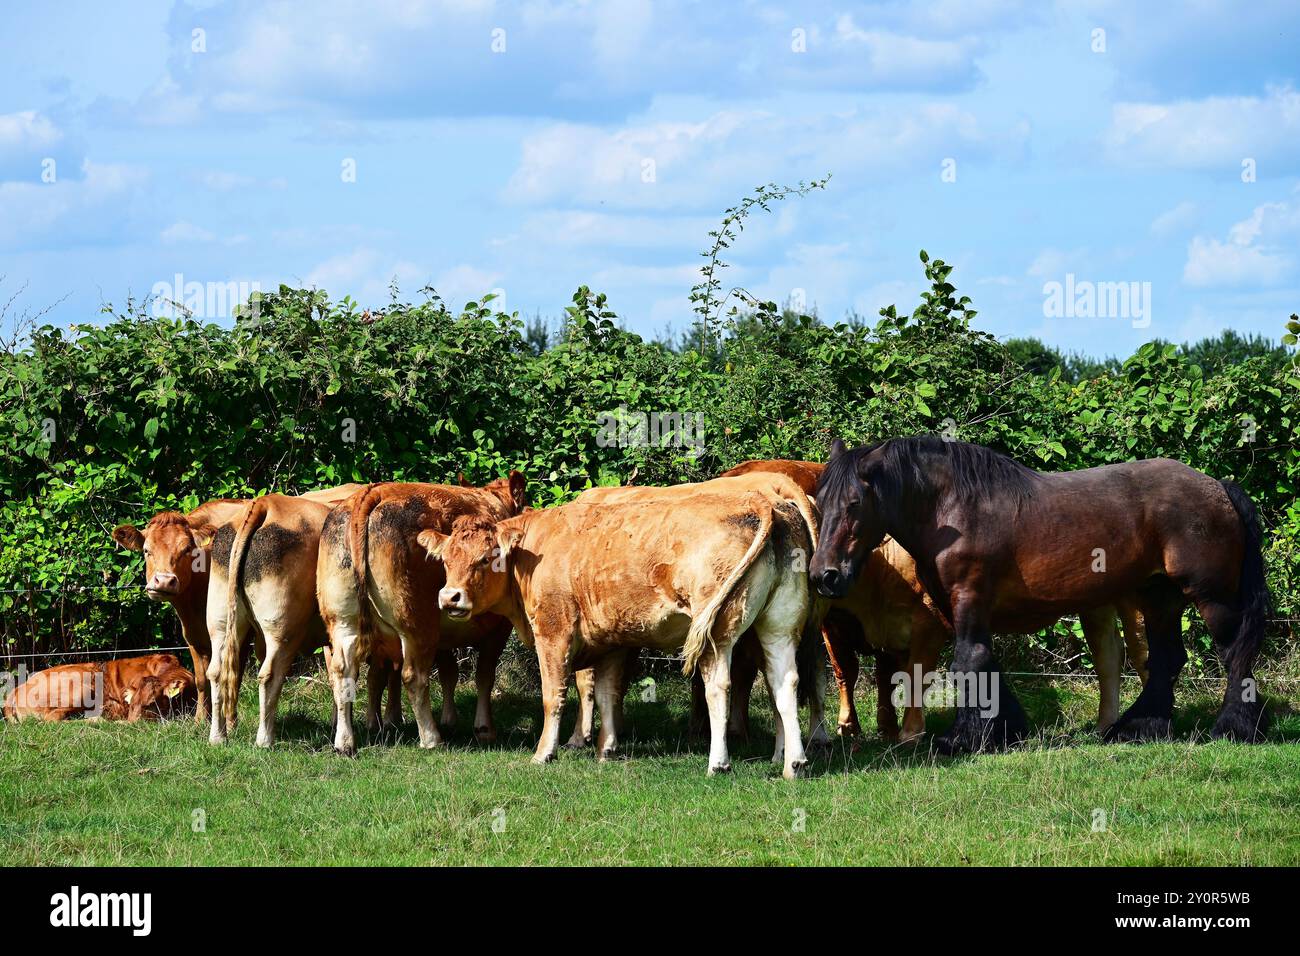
[3,669,1298,866]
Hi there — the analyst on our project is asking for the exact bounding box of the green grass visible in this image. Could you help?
[3,671,1298,866]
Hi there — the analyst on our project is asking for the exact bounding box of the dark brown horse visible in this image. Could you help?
[809,436,1269,753]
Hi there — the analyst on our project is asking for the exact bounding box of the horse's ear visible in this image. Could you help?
[829,438,848,462]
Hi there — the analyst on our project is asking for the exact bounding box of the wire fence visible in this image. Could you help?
[2,581,1298,685]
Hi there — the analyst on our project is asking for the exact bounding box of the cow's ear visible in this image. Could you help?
[497,525,525,559]
[112,524,144,551]
[417,529,448,559]
[506,470,527,513]
[189,523,215,549]
[828,438,848,462]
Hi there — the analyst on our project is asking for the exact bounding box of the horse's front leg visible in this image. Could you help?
[935,594,1027,755]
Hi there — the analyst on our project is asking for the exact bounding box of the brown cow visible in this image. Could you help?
[317,474,526,755]
[112,486,361,727]
[423,474,819,778]
[4,653,195,722]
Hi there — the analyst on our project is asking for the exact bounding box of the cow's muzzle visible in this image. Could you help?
[439,587,471,619]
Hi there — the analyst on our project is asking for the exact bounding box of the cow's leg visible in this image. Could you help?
[384,664,402,727]
[255,632,295,748]
[757,628,806,780]
[436,649,458,730]
[533,638,572,764]
[473,630,507,745]
[900,618,943,743]
[803,633,832,749]
[699,644,734,776]
[593,653,627,761]
[189,645,211,726]
[326,620,364,756]
[366,659,386,734]
[727,636,758,741]
[566,668,596,748]
[400,635,442,749]
[687,670,708,737]
[873,651,901,741]
[1082,606,1124,734]
[205,601,237,744]
[823,617,863,737]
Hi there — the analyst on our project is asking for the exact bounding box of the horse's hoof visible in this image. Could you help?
[1105,716,1172,743]
[1210,702,1268,742]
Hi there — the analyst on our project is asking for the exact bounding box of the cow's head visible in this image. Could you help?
[482,470,528,516]
[124,668,196,721]
[112,512,217,602]
[419,515,523,620]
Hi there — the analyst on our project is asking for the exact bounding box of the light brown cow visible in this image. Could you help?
[4,653,196,722]
[317,474,526,755]
[112,486,361,726]
[212,490,365,746]
[422,475,819,778]
[573,471,830,749]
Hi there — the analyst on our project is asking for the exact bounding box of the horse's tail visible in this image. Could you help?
[219,496,271,729]
[1219,479,1270,678]
[682,498,773,676]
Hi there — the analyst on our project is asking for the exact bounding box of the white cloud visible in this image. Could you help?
[1150,201,1199,238]
[160,221,217,244]
[506,106,1022,209]
[1183,194,1300,287]
[1104,86,1300,170]
[0,111,62,152]
[0,160,150,249]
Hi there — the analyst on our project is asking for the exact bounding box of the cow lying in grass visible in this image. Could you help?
[317,474,526,755]
[4,653,195,722]
[422,474,819,778]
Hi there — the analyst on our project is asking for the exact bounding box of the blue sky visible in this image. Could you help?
[3,0,1298,357]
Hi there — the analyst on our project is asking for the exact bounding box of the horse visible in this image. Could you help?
[809,435,1269,754]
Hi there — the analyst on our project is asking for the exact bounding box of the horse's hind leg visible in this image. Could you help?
[935,596,1028,755]
[1200,598,1268,742]
[1106,581,1185,742]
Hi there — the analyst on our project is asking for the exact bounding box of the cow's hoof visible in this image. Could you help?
[897,731,926,746]
[1104,716,1172,743]
[334,743,357,758]
[837,721,862,738]
[255,735,274,749]
[784,760,807,781]
[807,730,833,753]
[418,738,445,750]
[532,750,557,765]
[707,761,732,776]
[562,737,591,750]
[474,726,497,746]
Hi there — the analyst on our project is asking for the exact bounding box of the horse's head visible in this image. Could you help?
[809,438,888,598]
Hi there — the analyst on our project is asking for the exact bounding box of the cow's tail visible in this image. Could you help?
[682,498,772,676]
[348,484,385,655]
[796,593,829,707]
[1219,480,1270,679]
[219,495,271,728]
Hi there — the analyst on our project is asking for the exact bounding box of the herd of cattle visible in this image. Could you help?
[7,455,1160,777]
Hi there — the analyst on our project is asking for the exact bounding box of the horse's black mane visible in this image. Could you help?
[820,435,1042,507]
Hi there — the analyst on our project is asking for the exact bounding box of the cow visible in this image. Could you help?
[572,471,830,749]
[317,474,527,755]
[4,653,196,722]
[211,490,364,746]
[422,474,819,779]
[112,486,361,726]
